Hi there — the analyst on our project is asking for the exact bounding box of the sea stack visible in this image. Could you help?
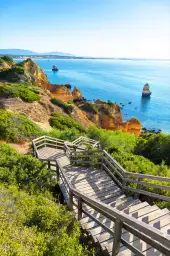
[142,83,152,97]
[52,65,58,71]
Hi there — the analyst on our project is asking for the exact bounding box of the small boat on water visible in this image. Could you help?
[52,65,58,71]
[142,83,152,97]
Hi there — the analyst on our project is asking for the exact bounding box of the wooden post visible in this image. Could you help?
[69,190,73,211]
[121,173,127,194]
[56,162,59,182]
[48,160,51,169]
[78,197,82,220]
[112,218,123,256]
[134,177,142,199]
[101,154,104,170]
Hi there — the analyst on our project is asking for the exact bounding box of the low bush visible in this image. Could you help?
[0,82,41,102]
[1,55,14,65]
[0,66,25,82]
[49,127,82,141]
[51,98,73,114]
[0,143,55,193]
[50,113,86,132]
[87,126,137,152]
[0,109,43,142]
[135,133,170,166]
[81,102,98,114]
[0,184,88,256]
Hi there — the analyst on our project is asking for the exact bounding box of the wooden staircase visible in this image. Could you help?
[32,136,170,256]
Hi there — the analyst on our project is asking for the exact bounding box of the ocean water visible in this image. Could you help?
[16,59,170,133]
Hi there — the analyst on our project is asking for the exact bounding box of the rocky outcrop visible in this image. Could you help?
[79,100,142,135]
[50,85,73,102]
[95,99,104,104]
[22,58,48,84]
[120,118,142,136]
[72,87,82,100]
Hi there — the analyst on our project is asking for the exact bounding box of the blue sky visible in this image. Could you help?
[0,0,170,58]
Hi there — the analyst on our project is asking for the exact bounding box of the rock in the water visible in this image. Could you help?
[142,83,152,97]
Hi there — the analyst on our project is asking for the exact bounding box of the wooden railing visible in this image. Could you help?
[69,148,170,203]
[32,135,66,158]
[33,136,170,203]
[55,159,170,256]
[72,136,100,148]
[32,135,170,255]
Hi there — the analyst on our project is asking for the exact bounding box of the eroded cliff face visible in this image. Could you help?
[72,87,82,100]
[79,100,142,135]
[23,58,48,84]
[0,57,142,135]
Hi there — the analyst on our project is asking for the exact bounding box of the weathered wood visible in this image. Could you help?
[124,186,170,202]
[125,177,170,191]
[126,172,170,183]
[112,219,123,256]
[102,163,122,187]
[78,197,83,220]
[33,136,170,256]
[103,157,124,179]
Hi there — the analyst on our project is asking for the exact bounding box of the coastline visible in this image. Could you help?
[15,58,170,134]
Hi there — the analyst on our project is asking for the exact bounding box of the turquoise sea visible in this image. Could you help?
[17,59,170,133]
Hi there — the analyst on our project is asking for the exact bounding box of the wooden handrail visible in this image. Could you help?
[56,159,170,256]
[33,135,170,202]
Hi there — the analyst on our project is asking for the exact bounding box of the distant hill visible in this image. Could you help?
[0,49,37,55]
[41,51,74,56]
[0,49,74,57]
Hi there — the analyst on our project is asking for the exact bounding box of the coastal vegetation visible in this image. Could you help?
[51,98,73,114]
[1,55,14,65]
[0,143,89,256]
[81,102,98,114]
[0,82,40,102]
[0,110,43,142]
[0,66,25,82]
[50,113,86,132]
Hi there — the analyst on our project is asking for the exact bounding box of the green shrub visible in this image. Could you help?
[0,143,55,193]
[135,133,170,166]
[1,55,14,65]
[0,58,5,65]
[50,113,86,132]
[51,98,73,114]
[81,102,98,114]
[49,127,82,141]
[0,82,41,102]
[0,110,43,142]
[0,184,88,256]
[87,126,137,152]
[0,66,25,82]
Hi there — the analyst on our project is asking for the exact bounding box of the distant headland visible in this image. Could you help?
[0,49,169,61]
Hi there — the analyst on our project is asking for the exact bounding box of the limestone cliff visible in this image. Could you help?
[72,87,82,100]
[78,100,142,135]
[0,57,142,135]
[21,58,48,84]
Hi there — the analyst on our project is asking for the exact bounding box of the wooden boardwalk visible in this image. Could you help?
[32,136,170,256]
